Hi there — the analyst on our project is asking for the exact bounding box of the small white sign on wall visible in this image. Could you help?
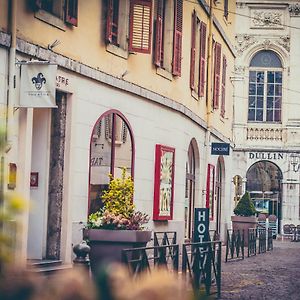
[20,63,57,108]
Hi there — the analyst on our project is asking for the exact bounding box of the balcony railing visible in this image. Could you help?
[247,127,283,141]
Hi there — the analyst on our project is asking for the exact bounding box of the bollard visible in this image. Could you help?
[73,241,91,271]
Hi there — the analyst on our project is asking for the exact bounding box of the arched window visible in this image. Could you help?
[248,50,282,122]
[88,111,134,215]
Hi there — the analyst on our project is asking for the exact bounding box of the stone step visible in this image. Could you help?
[27,259,73,275]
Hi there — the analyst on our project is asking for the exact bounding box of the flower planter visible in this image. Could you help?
[83,229,152,274]
[231,215,257,247]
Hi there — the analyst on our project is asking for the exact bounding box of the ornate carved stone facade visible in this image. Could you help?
[251,10,284,29]
[289,3,300,17]
[235,34,257,56]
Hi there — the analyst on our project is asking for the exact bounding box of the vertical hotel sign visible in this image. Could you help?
[20,63,57,108]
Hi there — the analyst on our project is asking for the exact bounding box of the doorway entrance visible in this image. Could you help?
[246,160,282,232]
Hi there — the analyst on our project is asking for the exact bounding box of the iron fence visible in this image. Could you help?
[122,244,179,277]
[248,228,257,257]
[267,228,273,251]
[225,229,244,262]
[182,241,222,298]
[258,228,267,254]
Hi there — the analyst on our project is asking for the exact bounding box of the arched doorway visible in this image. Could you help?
[88,110,134,215]
[216,156,225,234]
[184,139,200,240]
[246,160,282,232]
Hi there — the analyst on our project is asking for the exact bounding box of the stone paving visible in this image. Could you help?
[220,240,300,300]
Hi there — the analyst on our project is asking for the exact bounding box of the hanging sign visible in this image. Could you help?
[20,63,57,108]
[211,142,230,155]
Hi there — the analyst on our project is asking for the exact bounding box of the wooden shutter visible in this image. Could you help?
[213,42,221,109]
[65,0,78,26]
[172,0,183,76]
[190,10,196,90]
[154,0,164,67]
[129,0,152,53]
[221,55,227,117]
[199,22,206,96]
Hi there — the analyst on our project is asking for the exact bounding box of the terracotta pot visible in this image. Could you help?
[231,215,257,246]
[83,229,152,274]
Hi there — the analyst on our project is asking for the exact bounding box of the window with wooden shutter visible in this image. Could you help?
[172,0,183,76]
[154,0,165,66]
[65,0,78,26]
[106,0,119,45]
[129,0,152,53]
[221,55,227,117]
[213,42,221,109]
[199,21,206,97]
[224,0,229,20]
[190,10,197,90]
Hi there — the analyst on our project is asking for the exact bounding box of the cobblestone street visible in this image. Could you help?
[221,240,300,300]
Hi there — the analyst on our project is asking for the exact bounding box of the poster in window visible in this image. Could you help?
[206,164,215,220]
[153,145,175,220]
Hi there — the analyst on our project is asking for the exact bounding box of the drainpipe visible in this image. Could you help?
[7,0,17,148]
[203,0,214,206]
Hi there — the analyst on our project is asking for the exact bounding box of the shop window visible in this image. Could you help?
[89,111,134,215]
[248,50,282,123]
[154,0,183,76]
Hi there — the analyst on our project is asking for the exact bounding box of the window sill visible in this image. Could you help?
[106,44,128,59]
[35,10,66,31]
[156,68,173,81]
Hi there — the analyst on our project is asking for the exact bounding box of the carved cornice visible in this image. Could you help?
[251,10,284,29]
[289,3,300,17]
[235,34,257,56]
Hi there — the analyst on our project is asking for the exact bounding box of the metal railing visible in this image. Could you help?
[225,229,244,262]
[267,228,273,251]
[258,228,267,254]
[122,244,179,276]
[248,228,257,257]
[182,241,222,298]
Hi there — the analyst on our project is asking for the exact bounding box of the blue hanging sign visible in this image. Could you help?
[211,143,230,156]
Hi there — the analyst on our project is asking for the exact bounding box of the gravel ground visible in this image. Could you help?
[221,240,300,300]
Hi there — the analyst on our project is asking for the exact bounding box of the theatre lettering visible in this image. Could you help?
[249,152,284,160]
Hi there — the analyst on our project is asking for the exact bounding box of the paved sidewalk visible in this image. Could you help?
[221,240,300,300]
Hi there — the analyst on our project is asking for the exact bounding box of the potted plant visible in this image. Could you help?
[231,191,257,246]
[83,168,151,274]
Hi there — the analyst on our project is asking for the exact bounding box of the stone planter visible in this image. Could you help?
[231,215,257,247]
[83,229,152,274]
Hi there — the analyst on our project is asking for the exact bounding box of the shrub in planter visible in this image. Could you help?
[233,191,256,217]
[84,168,151,274]
[231,192,257,246]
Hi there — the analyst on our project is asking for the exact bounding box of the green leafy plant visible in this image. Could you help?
[87,168,149,230]
[233,191,256,217]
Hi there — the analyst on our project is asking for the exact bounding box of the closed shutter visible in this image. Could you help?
[129,0,153,53]
[221,55,227,117]
[213,42,221,109]
[190,10,196,90]
[172,0,183,76]
[65,0,78,26]
[154,0,164,66]
[199,22,206,96]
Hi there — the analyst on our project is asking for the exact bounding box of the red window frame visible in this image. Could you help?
[213,42,222,109]
[65,0,78,26]
[129,0,153,53]
[199,21,207,97]
[221,55,227,117]
[172,0,183,76]
[153,144,175,221]
[190,10,197,90]
[154,0,165,66]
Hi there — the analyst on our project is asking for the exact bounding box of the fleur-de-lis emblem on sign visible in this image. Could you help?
[32,73,46,90]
